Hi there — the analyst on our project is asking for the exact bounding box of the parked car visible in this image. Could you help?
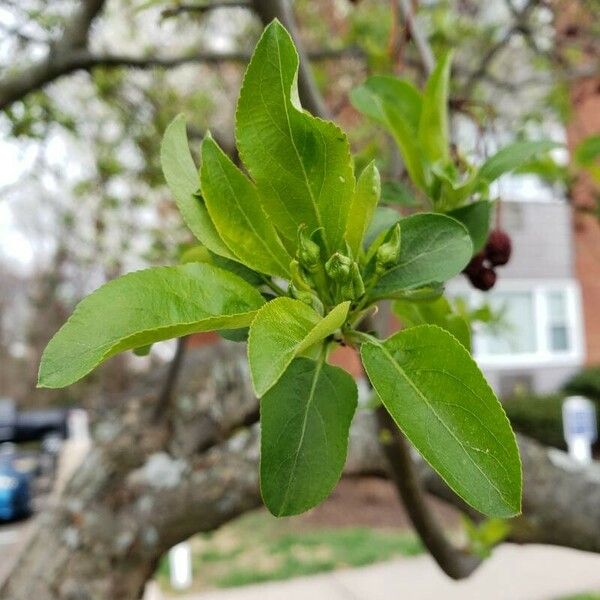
[0,399,68,444]
[0,444,31,521]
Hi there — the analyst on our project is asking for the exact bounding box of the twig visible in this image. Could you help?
[396,0,434,75]
[0,44,361,111]
[153,336,188,421]
[376,406,483,579]
[161,1,251,18]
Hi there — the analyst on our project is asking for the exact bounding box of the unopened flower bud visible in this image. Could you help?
[289,259,313,291]
[376,223,401,274]
[350,262,365,299]
[325,252,352,282]
[340,262,366,301]
[297,226,321,271]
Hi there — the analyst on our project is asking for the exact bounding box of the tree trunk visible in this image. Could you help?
[4,344,600,599]
[1,343,260,600]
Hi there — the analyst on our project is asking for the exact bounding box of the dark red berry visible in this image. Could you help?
[485,229,512,266]
[468,266,497,291]
[463,252,485,277]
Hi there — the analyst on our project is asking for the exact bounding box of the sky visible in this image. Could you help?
[0,139,36,269]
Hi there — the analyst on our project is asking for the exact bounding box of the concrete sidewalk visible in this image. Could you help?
[157,545,600,600]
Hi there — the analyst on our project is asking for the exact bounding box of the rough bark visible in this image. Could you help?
[4,343,600,599]
[0,343,261,600]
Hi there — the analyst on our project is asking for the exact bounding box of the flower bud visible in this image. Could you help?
[350,262,365,299]
[325,252,352,282]
[297,226,321,271]
[289,259,313,291]
[375,223,401,274]
[340,262,366,301]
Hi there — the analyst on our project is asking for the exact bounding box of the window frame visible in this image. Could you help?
[448,279,585,370]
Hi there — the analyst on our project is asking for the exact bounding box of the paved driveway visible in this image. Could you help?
[154,544,600,600]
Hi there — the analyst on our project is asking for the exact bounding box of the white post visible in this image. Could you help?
[562,396,597,465]
[168,542,192,590]
[67,409,90,442]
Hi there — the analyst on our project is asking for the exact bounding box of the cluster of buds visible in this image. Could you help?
[464,228,512,291]
[325,252,365,302]
[289,222,403,307]
[290,225,370,307]
[288,227,326,312]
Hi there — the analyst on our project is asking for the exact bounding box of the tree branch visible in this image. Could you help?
[376,406,482,579]
[4,345,600,598]
[396,0,435,75]
[161,1,251,19]
[62,0,106,50]
[463,0,543,94]
[0,0,107,111]
[0,44,361,112]
[152,336,188,422]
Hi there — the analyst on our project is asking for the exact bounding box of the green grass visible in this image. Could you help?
[555,594,600,600]
[157,508,422,593]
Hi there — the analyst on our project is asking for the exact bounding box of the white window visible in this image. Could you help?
[451,280,584,369]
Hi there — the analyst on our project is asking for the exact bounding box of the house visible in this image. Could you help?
[448,198,587,397]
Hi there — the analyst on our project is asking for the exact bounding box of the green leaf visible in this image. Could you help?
[236,21,354,254]
[200,135,291,278]
[363,206,401,251]
[431,164,479,210]
[381,180,420,207]
[209,253,266,287]
[463,515,511,558]
[345,161,381,256]
[390,285,445,303]
[478,140,561,183]
[447,200,492,254]
[161,115,234,259]
[418,52,452,165]
[393,296,471,351]
[350,76,422,130]
[248,297,350,397]
[369,213,472,300]
[133,344,152,357]
[260,357,357,516]
[38,264,265,388]
[574,134,600,166]
[360,325,521,517]
[181,244,266,286]
[352,78,427,192]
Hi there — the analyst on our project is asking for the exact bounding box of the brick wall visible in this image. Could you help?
[557,1,600,365]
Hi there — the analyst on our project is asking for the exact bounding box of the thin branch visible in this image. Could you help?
[376,406,483,579]
[463,0,543,94]
[62,0,106,49]
[0,0,108,110]
[153,336,188,422]
[353,5,484,573]
[396,0,435,75]
[464,26,517,93]
[161,1,251,18]
[0,45,361,111]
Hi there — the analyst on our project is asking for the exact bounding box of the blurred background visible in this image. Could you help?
[0,1,599,599]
